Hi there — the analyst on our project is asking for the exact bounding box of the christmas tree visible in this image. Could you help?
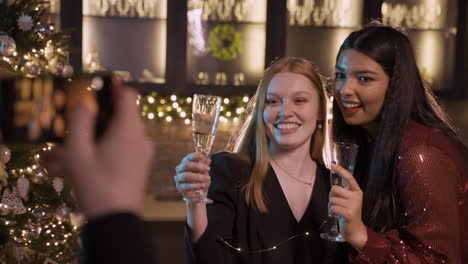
[0,1,81,263]
[0,0,73,77]
[0,144,81,263]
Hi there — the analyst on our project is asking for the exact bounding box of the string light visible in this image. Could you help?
[217,231,312,255]
[0,144,78,255]
[138,93,250,124]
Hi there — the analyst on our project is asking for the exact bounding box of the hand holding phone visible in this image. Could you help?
[0,74,113,143]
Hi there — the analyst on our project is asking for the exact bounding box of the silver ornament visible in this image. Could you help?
[13,247,29,262]
[17,14,34,31]
[30,167,47,184]
[62,64,74,77]
[0,35,16,57]
[43,257,59,264]
[25,221,42,238]
[36,22,53,38]
[16,175,30,199]
[55,204,71,221]
[1,189,26,215]
[52,177,64,194]
[0,145,11,164]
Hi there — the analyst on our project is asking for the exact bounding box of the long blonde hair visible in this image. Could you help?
[230,57,329,213]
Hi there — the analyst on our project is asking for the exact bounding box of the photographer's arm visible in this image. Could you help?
[50,80,157,264]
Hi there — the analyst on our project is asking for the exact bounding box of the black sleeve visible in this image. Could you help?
[184,152,248,264]
[81,213,157,264]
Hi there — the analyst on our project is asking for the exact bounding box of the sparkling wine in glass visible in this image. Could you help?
[186,94,221,204]
[320,142,358,242]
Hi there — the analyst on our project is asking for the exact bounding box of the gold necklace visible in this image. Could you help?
[270,159,315,187]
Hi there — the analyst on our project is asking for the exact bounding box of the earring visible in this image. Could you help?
[317,123,323,129]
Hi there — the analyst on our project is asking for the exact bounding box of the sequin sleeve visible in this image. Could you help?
[350,144,465,264]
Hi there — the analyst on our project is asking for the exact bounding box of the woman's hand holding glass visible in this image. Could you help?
[174,152,211,204]
[329,163,367,250]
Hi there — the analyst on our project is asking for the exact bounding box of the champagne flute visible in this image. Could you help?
[320,142,358,242]
[184,94,221,204]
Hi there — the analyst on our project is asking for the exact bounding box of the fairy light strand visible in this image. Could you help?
[138,93,250,124]
[1,142,81,262]
[217,231,311,255]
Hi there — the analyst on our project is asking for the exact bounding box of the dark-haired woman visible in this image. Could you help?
[329,23,468,263]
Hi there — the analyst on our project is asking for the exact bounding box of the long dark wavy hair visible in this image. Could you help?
[332,22,467,232]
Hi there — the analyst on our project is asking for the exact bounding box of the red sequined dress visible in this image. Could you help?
[350,121,468,263]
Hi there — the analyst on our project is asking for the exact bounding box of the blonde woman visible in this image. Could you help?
[175,57,348,264]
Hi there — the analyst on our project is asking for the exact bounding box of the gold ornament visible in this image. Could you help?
[21,59,42,78]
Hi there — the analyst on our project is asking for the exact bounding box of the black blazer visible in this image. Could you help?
[185,152,348,264]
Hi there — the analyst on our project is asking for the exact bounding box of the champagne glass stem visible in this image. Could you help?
[330,217,339,233]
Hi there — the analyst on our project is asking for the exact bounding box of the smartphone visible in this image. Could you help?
[0,74,113,143]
